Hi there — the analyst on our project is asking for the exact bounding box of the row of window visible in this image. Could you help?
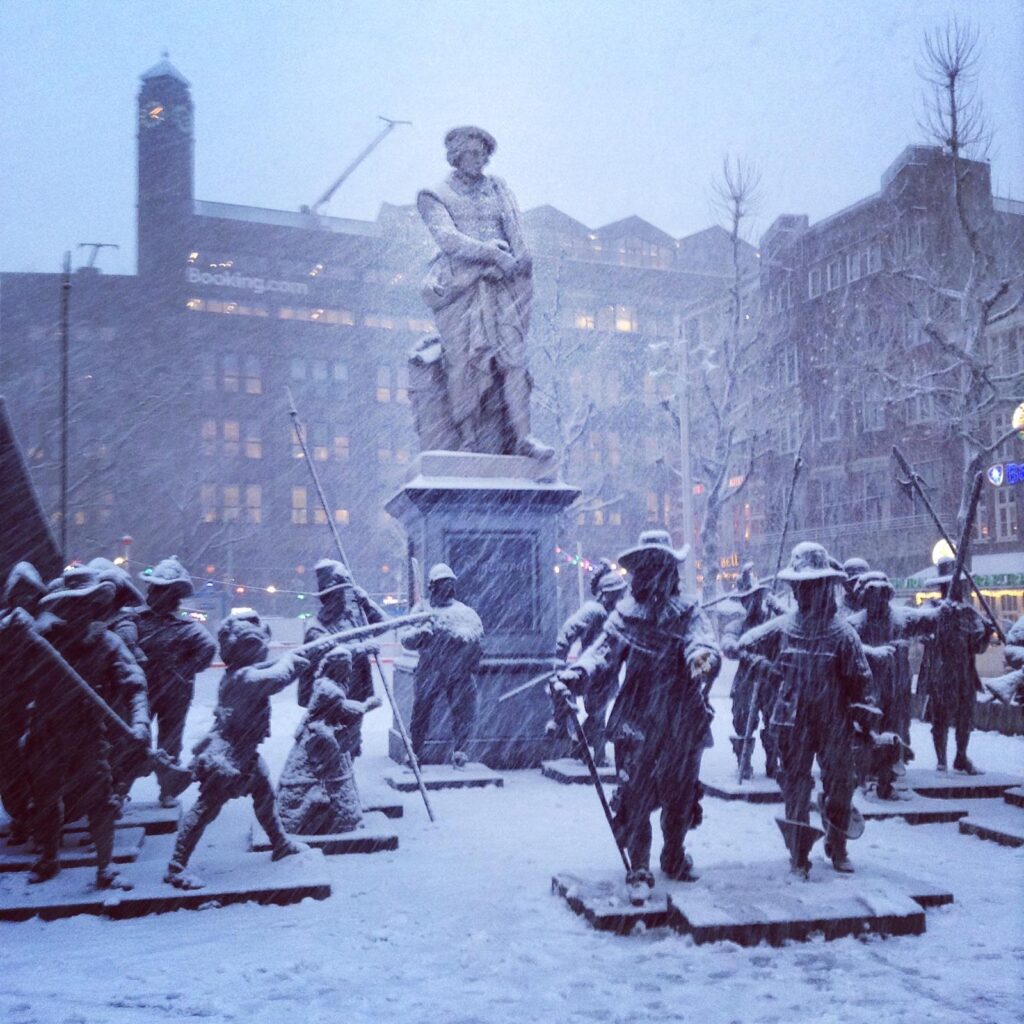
[200,419,414,464]
[807,242,884,299]
[186,297,433,333]
[199,354,410,402]
[199,484,350,527]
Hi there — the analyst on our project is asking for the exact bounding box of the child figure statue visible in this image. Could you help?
[277,645,382,836]
[164,611,308,890]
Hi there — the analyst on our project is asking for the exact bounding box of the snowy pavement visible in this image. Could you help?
[1,665,1022,1024]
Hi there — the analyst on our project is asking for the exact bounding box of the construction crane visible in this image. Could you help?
[77,242,119,269]
[304,116,410,216]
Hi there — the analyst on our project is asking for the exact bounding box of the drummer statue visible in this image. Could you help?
[411,126,552,460]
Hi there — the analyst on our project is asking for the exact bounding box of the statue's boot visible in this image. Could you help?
[625,867,655,905]
[776,817,824,879]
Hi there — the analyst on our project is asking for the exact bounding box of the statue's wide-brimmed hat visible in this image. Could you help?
[777,542,846,583]
[444,125,496,155]
[315,558,352,597]
[139,555,193,596]
[596,569,627,594]
[924,555,956,587]
[617,529,690,572]
[428,563,457,584]
[734,562,768,598]
[90,557,144,606]
[855,570,894,597]
[39,564,117,617]
[842,556,870,580]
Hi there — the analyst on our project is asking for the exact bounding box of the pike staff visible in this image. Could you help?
[738,452,803,784]
[892,446,1006,644]
[286,387,435,822]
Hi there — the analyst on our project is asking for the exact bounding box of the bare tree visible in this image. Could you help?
[671,156,765,599]
[906,18,1023,531]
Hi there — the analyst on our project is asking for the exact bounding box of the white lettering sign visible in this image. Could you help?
[186,267,310,296]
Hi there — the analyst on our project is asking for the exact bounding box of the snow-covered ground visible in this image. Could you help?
[2,662,1022,1024]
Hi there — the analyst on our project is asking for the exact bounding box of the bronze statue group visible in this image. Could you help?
[0,530,1019,902]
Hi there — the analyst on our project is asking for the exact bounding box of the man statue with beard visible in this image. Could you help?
[556,530,720,898]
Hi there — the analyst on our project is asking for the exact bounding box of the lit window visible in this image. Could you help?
[74,510,87,526]
[245,485,262,524]
[333,434,350,460]
[223,420,240,457]
[396,366,410,404]
[376,367,391,403]
[313,507,327,525]
[408,318,433,332]
[607,431,621,467]
[365,314,395,330]
[593,509,605,526]
[186,298,203,311]
[846,252,861,283]
[245,424,262,459]
[575,311,596,330]
[201,484,218,523]
[291,423,307,459]
[334,508,350,526]
[609,510,622,527]
[614,305,637,332]
[201,353,216,391]
[292,486,308,525]
[223,485,240,522]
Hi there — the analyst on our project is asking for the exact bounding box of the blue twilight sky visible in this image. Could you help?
[1,0,1021,277]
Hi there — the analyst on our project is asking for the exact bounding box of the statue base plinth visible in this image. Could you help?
[385,452,580,770]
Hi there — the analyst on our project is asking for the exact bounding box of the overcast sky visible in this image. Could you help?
[1,0,1021,276]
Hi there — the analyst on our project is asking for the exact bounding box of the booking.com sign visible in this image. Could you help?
[987,462,1024,487]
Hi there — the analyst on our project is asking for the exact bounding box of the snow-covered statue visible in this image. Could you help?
[411,126,552,459]
[847,571,938,798]
[916,555,989,774]
[277,645,382,835]
[556,530,720,898]
[984,613,1024,705]
[165,611,308,890]
[738,543,875,877]
[399,563,484,767]
[720,564,786,780]
[551,566,627,767]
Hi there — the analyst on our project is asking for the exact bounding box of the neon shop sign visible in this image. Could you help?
[987,463,1024,487]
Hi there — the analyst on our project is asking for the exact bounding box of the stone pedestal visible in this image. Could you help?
[385,451,580,769]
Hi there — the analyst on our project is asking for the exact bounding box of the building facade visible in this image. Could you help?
[0,59,736,617]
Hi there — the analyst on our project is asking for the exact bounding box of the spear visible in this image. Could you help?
[286,387,435,822]
[891,446,1006,644]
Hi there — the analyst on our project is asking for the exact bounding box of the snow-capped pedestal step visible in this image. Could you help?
[958,803,1024,848]
[553,863,952,944]
[363,800,404,819]
[0,846,331,922]
[0,800,181,839]
[384,763,504,791]
[249,812,398,855]
[701,771,783,804]
[667,862,930,945]
[551,872,674,934]
[856,791,969,825]
[0,827,145,873]
[541,758,616,785]
[1003,786,1024,809]
[904,769,1024,800]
